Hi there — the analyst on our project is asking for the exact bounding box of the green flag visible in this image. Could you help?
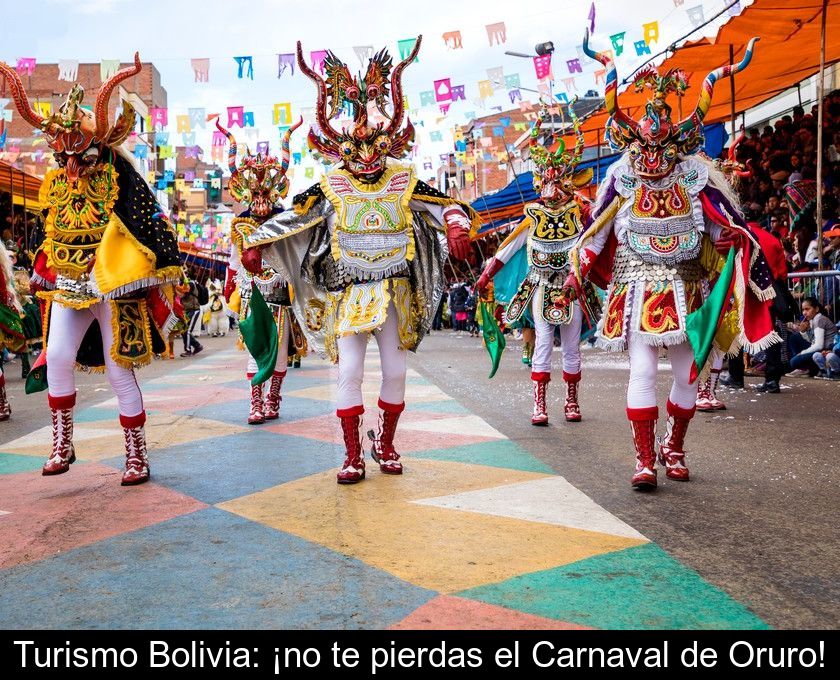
[239,283,278,386]
[685,247,736,383]
[479,301,506,379]
[25,348,48,394]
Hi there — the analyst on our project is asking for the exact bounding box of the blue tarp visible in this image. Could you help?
[472,123,727,235]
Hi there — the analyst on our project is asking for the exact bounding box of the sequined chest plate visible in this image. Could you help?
[324,168,416,279]
[625,179,701,266]
[525,202,582,272]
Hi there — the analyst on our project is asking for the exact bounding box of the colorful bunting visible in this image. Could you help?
[176,115,191,133]
[634,40,651,56]
[420,90,435,106]
[687,5,704,27]
[16,58,36,76]
[533,54,552,80]
[588,2,596,32]
[443,31,463,49]
[133,144,148,159]
[100,59,120,81]
[508,89,522,103]
[504,73,520,89]
[397,38,419,62]
[561,77,576,92]
[277,53,295,78]
[184,170,195,182]
[158,145,174,160]
[188,108,206,129]
[185,145,201,159]
[478,80,494,99]
[150,107,168,128]
[567,58,582,74]
[430,131,443,142]
[182,132,196,146]
[439,103,451,115]
[464,111,476,120]
[304,167,315,179]
[594,68,607,85]
[643,21,660,45]
[191,58,210,83]
[451,85,466,101]
[492,126,504,137]
[57,59,78,82]
[353,45,373,67]
[212,130,227,147]
[273,102,292,125]
[164,170,175,182]
[487,67,504,90]
[486,22,506,46]
[227,106,245,127]
[256,141,270,155]
[610,32,626,56]
[434,79,452,103]
[155,131,169,147]
[234,56,254,80]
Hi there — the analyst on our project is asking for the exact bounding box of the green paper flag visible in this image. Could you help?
[685,247,736,383]
[479,301,506,379]
[239,283,278,386]
[25,349,47,394]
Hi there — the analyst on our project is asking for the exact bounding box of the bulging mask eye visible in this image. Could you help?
[346,86,360,101]
[340,142,355,158]
[374,135,391,152]
[367,85,380,99]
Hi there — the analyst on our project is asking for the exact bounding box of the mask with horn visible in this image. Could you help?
[583,30,758,180]
[296,37,421,182]
[530,97,591,205]
[0,53,142,183]
[216,117,302,218]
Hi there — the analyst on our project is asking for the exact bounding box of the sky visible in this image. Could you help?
[1,0,747,193]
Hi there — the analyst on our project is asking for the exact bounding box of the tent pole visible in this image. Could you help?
[596,128,602,185]
[815,0,828,274]
[729,44,737,143]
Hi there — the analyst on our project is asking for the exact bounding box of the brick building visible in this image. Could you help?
[0,60,167,176]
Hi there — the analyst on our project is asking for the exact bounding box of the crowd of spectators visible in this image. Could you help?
[733,90,840,273]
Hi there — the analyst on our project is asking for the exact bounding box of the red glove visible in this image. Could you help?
[241,246,264,275]
[443,206,472,261]
[475,257,504,294]
[715,229,744,256]
[562,272,581,301]
[223,267,237,302]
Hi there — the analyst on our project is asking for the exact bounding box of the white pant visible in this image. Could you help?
[626,333,698,410]
[46,301,144,417]
[336,302,406,411]
[246,308,290,378]
[531,295,582,376]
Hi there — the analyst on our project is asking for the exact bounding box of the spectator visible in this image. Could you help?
[813,324,840,379]
[787,297,837,376]
[180,278,206,357]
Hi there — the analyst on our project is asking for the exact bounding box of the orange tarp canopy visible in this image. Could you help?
[562,0,840,148]
[0,160,42,206]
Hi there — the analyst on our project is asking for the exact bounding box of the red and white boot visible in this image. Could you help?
[696,370,725,411]
[531,372,550,426]
[337,406,365,484]
[0,374,10,421]
[247,376,265,425]
[263,370,286,420]
[628,406,658,490]
[120,412,150,486]
[369,399,404,475]
[658,400,694,481]
[563,371,582,422]
[42,393,77,475]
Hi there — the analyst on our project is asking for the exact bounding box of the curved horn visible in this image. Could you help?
[384,35,422,138]
[0,61,44,128]
[567,95,584,167]
[215,118,238,174]
[280,116,303,172]
[530,106,547,150]
[95,52,142,141]
[296,41,341,145]
[582,28,639,136]
[729,124,746,161]
[678,38,758,134]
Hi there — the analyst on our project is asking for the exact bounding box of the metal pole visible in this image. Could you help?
[729,44,738,142]
[815,0,828,274]
[596,128,602,185]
